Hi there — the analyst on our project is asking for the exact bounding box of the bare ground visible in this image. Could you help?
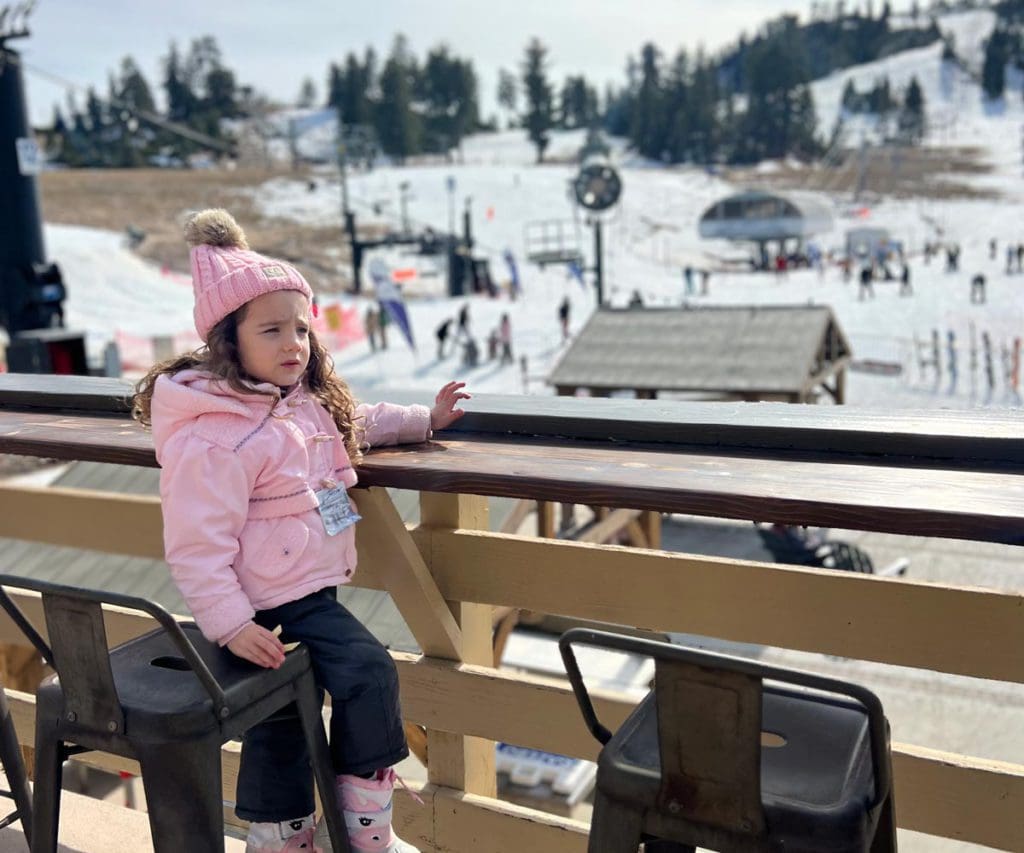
[724,144,997,200]
[38,166,354,292]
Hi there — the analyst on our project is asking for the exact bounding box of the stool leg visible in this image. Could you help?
[869,788,898,853]
[30,714,64,853]
[0,690,32,845]
[136,736,224,853]
[588,788,645,853]
[294,673,351,853]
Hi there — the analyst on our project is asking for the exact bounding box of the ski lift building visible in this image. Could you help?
[699,191,834,265]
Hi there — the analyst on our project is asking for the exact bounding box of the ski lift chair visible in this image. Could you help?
[0,575,351,853]
[561,628,897,853]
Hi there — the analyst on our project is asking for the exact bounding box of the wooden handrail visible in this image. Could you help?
[2,404,1023,543]
[4,374,1024,464]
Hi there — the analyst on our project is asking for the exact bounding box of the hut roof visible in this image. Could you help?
[547,305,851,398]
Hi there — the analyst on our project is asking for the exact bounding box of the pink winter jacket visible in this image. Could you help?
[151,369,431,645]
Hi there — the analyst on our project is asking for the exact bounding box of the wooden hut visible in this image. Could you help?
[548,304,852,404]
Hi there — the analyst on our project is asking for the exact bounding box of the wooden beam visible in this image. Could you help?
[576,509,640,544]
[537,500,555,539]
[624,518,648,548]
[0,486,164,559]
[419,492,496,797]
[499,499,535,535]
[892,742,1024,849]
[640,510,661,550]
[425,529,1024,684]
[353,488,462,660]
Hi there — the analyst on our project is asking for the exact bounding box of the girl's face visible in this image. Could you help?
[236,290,311,389]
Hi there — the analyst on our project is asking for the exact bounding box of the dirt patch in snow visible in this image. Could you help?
[39,167,353,293]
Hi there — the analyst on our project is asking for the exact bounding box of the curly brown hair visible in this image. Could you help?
[131,305,364,464]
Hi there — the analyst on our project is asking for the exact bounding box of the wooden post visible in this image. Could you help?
[419,492,497,797]
[537,500,556,538]
[641,510,662,550]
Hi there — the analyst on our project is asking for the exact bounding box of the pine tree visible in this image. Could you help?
[663,51,691,163]
[899,75,926,143]
[521,38,554,163]
[734,18,819,163]
[163,42,195,127]
[345,52,372,126]
[375,36,420,163]
[117,57,156,114]
[842,79,859,113]
[630,43,665,160]
[327,63,345,112]
[497,69,518,128]
[560,76,597,129]
[418,46,479,154]
[297,78,317,109]
[690,54,720,163]
[982,27,1008,100]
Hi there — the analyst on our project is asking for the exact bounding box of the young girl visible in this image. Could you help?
[133,209,468,853]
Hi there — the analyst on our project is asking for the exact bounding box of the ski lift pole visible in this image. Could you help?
[593,217,604,307]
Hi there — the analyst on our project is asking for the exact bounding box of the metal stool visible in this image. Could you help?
[0,683,31,848]
[560,629,897,853]
[0,575,351,853]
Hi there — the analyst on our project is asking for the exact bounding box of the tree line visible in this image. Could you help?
[980,0,1024,100]
[45,4,939,170]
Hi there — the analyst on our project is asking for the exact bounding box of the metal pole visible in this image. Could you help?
[399,182,410,235]
[447,178,455,239]
[336,113,350,215]
[593,218,604,307]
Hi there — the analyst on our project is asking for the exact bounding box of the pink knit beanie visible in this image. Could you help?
[185,209,313,342]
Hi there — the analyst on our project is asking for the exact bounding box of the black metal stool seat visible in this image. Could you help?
[37,623,314,743]
[0,575,352,853]
[560,629,897,853]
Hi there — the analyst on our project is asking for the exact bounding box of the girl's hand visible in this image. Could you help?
[227,622,286,669]
[431,381,471,431]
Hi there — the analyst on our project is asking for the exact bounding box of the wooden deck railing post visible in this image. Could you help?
[418,492,497,797]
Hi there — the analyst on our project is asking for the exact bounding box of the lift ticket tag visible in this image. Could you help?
[315,484,361,536]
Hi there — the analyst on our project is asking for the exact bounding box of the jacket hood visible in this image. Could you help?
[151,370,283,456]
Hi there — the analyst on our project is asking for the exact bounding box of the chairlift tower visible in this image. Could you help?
[0,3,86,373]
[572,155,622,307]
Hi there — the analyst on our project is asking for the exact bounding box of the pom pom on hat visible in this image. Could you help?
[184,208,249,250]
[186,209,313,342]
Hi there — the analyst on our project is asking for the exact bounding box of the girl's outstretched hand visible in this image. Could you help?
[227,622,285,669]
[431,381,471,431]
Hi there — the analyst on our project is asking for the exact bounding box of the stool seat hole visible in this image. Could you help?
[150,656,191,671]
[760,731,787,748]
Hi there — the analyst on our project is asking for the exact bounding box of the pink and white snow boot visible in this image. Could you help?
[313,768,420,852]
[246,814,320,852]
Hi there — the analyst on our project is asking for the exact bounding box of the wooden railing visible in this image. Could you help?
[0,374,1022,851]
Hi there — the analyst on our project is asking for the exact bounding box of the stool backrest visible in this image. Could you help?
[560,628,891,823]
[40,590,126,735]
[655,658,766,834]
[0,575,232,719]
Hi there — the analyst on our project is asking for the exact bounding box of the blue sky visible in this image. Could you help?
[19,0,808,125]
